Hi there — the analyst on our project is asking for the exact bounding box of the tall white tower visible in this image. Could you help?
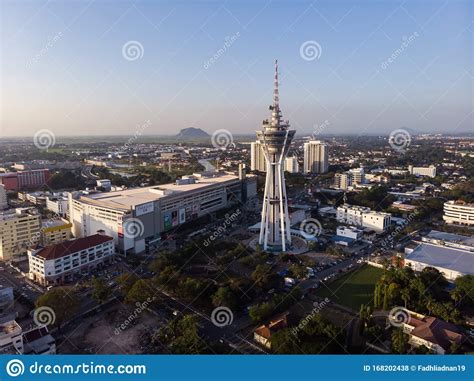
[257,60,295,252]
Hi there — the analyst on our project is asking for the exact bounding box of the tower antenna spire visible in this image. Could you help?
[273,59,279,108]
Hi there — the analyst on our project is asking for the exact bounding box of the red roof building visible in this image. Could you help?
[28,233,114,286]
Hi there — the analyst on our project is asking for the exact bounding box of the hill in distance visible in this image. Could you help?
[176,127,210,138]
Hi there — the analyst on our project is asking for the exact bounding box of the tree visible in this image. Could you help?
[176,278,215,307]
[454,275,474,307]
[391,328,408,354]
[387,282,400,305]
[153,314,207,354]
[251,264,272,289]
[271,329,301,354]
[375,284,382,308]
[212,287,237,309]
[382,285,389,310]
[125,279,156,304]
[425,295,435,315]
[415,345,431,354]
[49,170,85,190]
[116,273,139,297]
[401,288,410,309]
[449,342,461,354]
[419,267,448,299]
[35,287,79,328]
[154,265,180,290]
[249,302,274,323]
[451,288,463,307]
[91,276,112,304]
[149,252,174,273]
[289,264,307,280]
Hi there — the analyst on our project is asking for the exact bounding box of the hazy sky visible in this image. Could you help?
[1,0,472,138]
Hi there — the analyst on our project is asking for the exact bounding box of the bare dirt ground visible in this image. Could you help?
[301,251,340,265]
[57,303,164,354]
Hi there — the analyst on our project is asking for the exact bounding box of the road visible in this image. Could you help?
[146,288,265,354]
[0,267,41,302]
[299,254,368,293]
[81,165,99,180]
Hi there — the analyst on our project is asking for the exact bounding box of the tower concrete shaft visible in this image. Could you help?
[257,60,295,252]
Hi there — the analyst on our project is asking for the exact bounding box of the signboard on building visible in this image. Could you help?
[192,204,199,218]
[171,211,179,227]
[179,208,186,224]
[163,212,172,231]
[136,202,154,216]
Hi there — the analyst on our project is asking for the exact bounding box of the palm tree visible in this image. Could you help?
[425,295,435,315]
[451,289,462,307]
[401,288,410,309]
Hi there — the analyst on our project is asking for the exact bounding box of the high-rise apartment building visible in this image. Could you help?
[0,185,7,210]
[0,208,41,262]
[334,173,352,190]
[284,156,299,173]
[250,141,266,172]
[303,140,328,174]
[349,166,365,185]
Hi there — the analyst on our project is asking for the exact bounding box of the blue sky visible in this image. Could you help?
[1,0,472,137]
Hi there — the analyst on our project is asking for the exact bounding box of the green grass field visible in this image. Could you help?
[316,265,383,311]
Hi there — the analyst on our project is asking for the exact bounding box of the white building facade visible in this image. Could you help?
[334,173,352,190]
[303,140,328,174]
[250,141,266,172]
[69,173,256,254]
[46,196,69,217]
[408,165,437,178]
[443,200,474,226]
[28,234,114,285]
[0,185,7,210]
[284,156,299,173]
[337,204,391,232]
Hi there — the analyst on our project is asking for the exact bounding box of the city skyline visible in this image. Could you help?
[1,0,472,138]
